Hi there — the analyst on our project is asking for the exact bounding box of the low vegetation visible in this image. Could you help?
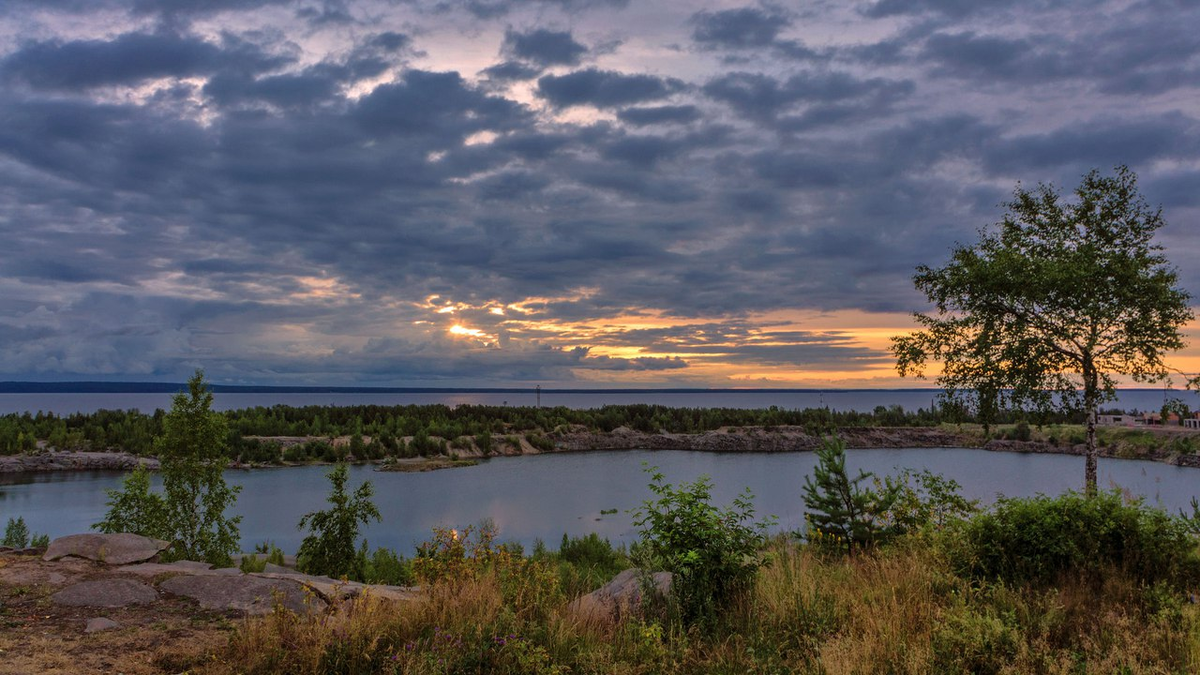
[156,436,1200,674]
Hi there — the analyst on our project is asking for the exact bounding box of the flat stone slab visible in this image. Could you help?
[44,533,170,565]
[52,579,158,608]
[257,572,419,603]
[160,574,320,615]
[116,562,233,577]
[85,617,121,633]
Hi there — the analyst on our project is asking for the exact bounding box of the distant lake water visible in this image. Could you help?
[1,389,1194,416]
[2,448,1197,555]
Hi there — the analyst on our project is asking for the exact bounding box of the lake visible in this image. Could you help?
[3,448,1197,555]
[2,388,1195,416]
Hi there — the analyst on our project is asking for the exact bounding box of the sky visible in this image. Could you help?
[0,0,1198,388]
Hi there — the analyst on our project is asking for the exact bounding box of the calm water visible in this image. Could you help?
[2,389,1195,415]
[2,448,1197,555]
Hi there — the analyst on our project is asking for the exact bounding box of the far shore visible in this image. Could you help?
[4,424,1200,475]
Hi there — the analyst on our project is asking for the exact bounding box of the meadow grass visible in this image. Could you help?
[201,533,1200,675]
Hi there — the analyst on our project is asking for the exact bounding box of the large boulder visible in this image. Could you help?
[570,568,672,622]
[44,533,171,565]
[160,575,321,615]
[52,579,158,608]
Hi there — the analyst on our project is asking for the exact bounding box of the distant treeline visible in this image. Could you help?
[0,401,1088,457]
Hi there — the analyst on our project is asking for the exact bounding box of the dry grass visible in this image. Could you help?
[191,538,1200,675]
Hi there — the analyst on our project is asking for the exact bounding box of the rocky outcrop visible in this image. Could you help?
[52,579,158,607]
[0,450,157,473]
[44,533,171,565]
[159,574,318,615]
[570,568,672,622]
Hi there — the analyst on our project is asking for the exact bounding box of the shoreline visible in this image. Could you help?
[4,425,1199,474]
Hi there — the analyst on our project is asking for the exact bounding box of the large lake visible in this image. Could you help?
[2,388,1196,416]
[3,448,1197,555]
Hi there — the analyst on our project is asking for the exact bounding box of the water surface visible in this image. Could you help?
[3,448,1197,554]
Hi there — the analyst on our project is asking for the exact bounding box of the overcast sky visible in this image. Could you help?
[1,0,1197,387]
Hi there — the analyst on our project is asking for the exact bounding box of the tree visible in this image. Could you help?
[800,436,899,555]
[296,462,381,580]
[93,464,168,539]
[892,167,1193,494]
[158,370,242,565]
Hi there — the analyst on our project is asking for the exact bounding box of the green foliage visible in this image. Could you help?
[30,533,49,548]
[631,465,772,626]
[800,436,900,555]
[93,463,168,539]
[158,371,242,566]
[931,606,1018,675]
[892,166,1194,492]
[949,490,1200,589]
[3,517,30,548]
[297,463,381,580]
[885,467,979,533]
[361,545,414,586]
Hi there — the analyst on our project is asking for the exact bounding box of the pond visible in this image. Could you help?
[2,448,1197,555]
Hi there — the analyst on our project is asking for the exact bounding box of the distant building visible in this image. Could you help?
[1097,414,1135,427]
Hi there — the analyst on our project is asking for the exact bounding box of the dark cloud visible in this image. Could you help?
[503,28,588,66]
[616,105,701,126]
[1,31,286,90]
[537,68,686,108]
[703,70,913,129]
[479,60,543,82]
[690,6,790,49]
[354,69,530,140]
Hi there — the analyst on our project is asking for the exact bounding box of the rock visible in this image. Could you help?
[52,579,158,608]
[570,568,672,621]
[160,575,320,615]
[116,562,233,577]
[166,560,215,571]
[257,571,418,603]
[44,533,171,565]
[85,617,121,633]
[262,562,291,574]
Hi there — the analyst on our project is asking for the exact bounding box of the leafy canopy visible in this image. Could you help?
[892,166,1193,491]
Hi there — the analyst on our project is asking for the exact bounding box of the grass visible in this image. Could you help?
[195,534,1200,674]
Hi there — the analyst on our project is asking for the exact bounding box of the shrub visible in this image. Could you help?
[297,463,381,580]
[949,490,1200,589]
[361,545,414,586]
[3,517,30,548]
[885,468,978,533]
[631,465,772,626]
[93,463,168,539]
[30,533,49,549]
[800,436,900,555]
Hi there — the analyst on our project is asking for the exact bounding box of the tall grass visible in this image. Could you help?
[203,532,1200,674]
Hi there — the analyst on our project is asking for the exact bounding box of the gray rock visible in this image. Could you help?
[570,568,672,621]
[160,575,321,615]
[85,617,121,633]
[52,579,158,607]
[116,562,232,577]
[44,533,171,565]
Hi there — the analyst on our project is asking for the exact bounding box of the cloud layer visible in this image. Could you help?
[1,0,1197,386]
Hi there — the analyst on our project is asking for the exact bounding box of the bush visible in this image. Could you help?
[361,545,413,586]
[949,490,1200,589]
[93,464,168,539]
[885,468,978,533]
[631,465,772,626]
[3,517,30,548]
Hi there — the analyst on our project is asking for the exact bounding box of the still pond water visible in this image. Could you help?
[3,448,1198,555]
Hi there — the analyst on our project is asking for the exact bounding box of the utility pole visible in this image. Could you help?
[536,384,541,408]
